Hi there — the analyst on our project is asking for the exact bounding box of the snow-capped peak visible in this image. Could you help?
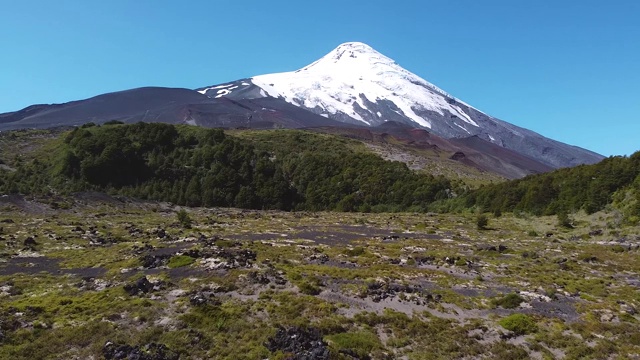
[250,42,477,129]
[302,42,395,71]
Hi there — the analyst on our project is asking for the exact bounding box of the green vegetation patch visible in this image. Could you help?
[0,124,455,213]
[167,255,195,268]
[492,293,525,309]
[325,330,383,358]
[466,151,640,217]
[499,314,538,335]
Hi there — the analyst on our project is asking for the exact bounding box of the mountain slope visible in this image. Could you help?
[0,87,209,130]
[0,87,346,131]
[310,122,553,179]
[0,84,551,179]
[199,42,603,169]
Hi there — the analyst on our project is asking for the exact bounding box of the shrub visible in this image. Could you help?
[455,258,467,267]
[177,209,192,228]
[476,214,489,230]
[103,120,124,125]
[611,245,626,253]
[492,293,525,309]
[557,211,574,228]
[297,281,321,295]
[498,314,537,335]
[344,247,365,257]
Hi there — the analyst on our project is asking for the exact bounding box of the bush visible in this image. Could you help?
[476,214,489,230]
[297,281,321,295]
[611,245,626,253]
[103,120,124,125]
[557,211,574,228]
[498,313,538,335]
[492,293,525,309]
[177,209,192,228]
[344,247,365,257]
[455,258,467,267]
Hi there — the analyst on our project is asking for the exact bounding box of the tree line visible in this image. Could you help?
[0,123,454,212]
[463,151,640,219]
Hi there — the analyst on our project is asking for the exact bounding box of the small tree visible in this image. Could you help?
[476,214,489,230]
[557,210,573,228]
[177,209,192,228]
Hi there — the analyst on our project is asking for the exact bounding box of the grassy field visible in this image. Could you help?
[0,195,638,359]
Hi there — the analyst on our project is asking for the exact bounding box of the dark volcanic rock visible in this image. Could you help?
[141,254,172,269]
[265,326,330,360]
[188,290,221,307]
[23,237,37,250]
[201,248,257,269]
[103,341,179,360]
[124,277,157,296]
[364,280,433,305]
[246,270,271,285]
[589,229,603,236]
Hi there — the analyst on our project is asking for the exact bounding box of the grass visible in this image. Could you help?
[325,330,383,358]
[0,198,639,358]
[167,255,195,268]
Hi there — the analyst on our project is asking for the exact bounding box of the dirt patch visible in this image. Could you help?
[227,225,442,246]
[0,256,106,277]
[0,195,53,215]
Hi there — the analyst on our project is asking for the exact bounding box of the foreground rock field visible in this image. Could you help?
[0,194,639,359]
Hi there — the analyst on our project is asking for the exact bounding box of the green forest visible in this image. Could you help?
[1,123,638,219]
[0,123,453,212]
[461,152,640,221]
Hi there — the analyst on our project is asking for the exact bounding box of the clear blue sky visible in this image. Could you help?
[1,1,638,156]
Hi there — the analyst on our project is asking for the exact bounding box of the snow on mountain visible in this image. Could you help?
[251,42,480,131]
[199,42,604,168]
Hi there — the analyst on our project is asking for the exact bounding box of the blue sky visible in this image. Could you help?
[1,0,638,156]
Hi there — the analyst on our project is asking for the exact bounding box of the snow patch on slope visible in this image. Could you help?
[199,83,249,98]
[198,84,233,94]
[454,122,471,135]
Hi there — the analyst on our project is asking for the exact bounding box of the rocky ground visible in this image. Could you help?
[0,193,639,359]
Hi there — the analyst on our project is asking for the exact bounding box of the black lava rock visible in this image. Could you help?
[103,341,179,360]
[265,326,330,360]
[123,277,155,296]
